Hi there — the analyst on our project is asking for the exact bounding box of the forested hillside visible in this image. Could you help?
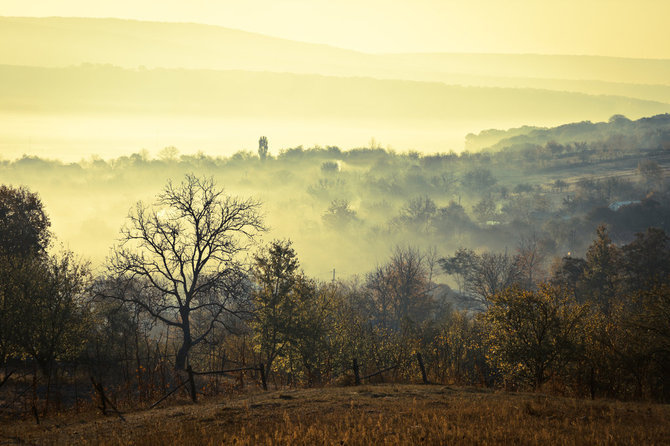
[467,113,670,152]
[2,114,668,278]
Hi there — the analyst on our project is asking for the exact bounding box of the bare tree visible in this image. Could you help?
[516,233,550,288]
[399,196,437,233]
[104,174,264,370]
[366,247,434,330]
[441,249,522,303]
[467,251,522,302]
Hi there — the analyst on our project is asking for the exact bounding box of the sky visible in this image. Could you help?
[1,0,668,58]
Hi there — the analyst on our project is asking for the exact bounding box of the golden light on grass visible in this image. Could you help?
[5,385,670,445]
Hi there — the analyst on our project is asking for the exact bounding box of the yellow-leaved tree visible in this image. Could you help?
[483,284,588,389]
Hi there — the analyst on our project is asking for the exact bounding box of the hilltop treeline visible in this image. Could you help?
[467,113,670,152]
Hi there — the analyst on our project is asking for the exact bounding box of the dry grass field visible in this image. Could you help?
[2,384,669,445]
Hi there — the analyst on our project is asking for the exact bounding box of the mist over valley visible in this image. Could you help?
[2,9,670,444]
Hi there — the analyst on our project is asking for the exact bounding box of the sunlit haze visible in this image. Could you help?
[0,1,669,276]
[1,0,669,57]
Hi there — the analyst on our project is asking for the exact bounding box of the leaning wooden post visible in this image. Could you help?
[0,370,14,390]
[90,377,126,422]
[149,379,189,409]
[416,352,428,384]
[259,364,268,391]
[91,377,107,415]
[353,358,361,386]
[187,365,197,403]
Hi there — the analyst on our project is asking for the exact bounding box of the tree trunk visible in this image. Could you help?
[175,339,191,370]
[175,318,192,370]
[535,365,545,390]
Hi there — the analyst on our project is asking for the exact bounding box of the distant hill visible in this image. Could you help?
[378,53,670,87]
[2,16,670,102]
[0,64,667,124]
[2,16,670,159]
[0,16,377,75]
[412,73,670,105]
[466,114,670,152]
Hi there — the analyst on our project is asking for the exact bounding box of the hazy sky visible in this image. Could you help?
[1,0,668,58]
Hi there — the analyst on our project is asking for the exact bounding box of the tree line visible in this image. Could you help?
[1,174,669,417]
[4,126,668,274]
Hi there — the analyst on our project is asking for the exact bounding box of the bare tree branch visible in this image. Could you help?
[101,174,264,369]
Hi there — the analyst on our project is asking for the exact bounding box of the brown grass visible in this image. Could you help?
[2,384,669,445]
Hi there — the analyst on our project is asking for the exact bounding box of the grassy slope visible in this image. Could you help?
[3,384,669,445]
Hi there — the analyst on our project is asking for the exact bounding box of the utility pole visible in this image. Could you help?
[332,268,336,283]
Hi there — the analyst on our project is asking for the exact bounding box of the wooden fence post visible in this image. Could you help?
[416,352,428,384]
[353,358,361,386]
[32,405,40,425]
[259,364,268,391]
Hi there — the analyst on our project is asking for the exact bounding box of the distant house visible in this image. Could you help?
[609,200,641,211]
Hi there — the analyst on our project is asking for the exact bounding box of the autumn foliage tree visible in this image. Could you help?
[11,252,90,377]
[252,240,301,379]
[581,225,623,312]
[252,240,333,385]
[0,185,89,391]
[483,284,588,389]
[0,185,51,257]
[549,226,670,399]
[0,185,51,366]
